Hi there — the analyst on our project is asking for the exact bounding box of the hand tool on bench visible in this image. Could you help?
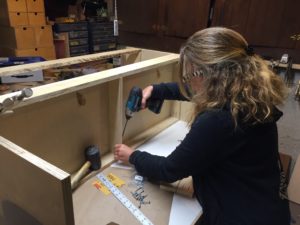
[71,145,101,190]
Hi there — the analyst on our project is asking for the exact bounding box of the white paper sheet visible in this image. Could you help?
[137,120,189,156]
[136,120,203,225]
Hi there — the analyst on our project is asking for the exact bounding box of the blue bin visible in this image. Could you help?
[0,57,45,68]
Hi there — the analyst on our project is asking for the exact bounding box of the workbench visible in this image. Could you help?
[0,47,198,225]
[73,121,202,225]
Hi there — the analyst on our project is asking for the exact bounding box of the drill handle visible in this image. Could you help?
[146,98,164,114]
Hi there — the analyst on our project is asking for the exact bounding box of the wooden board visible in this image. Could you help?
[0,47,182,225]
[0,84,112,174]
[0,26,36,49]
[73,167,173,225]
[0,0,27,12]
[0,48,142,77]
[123,64,177,141]
[0,136,73,225]
[0,53,179,112]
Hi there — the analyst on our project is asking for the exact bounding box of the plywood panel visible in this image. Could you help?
[0,136,73,225]
[73,167,173,225]
[123,64,176,141]
[108,79,123,150]
[0,84,111,174]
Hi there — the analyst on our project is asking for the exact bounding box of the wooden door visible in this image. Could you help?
[118,0,160,35]
[212,0,287,47]
[276,0,300,49]
[211,0,251,36]
[244,0,285,47]
[162,0,211,38]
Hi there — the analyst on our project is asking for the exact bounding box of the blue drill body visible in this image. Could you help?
[123,86,164,135]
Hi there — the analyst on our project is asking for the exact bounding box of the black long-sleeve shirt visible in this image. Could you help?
[129,82,290,225]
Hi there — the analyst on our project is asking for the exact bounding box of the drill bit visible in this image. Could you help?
[122,119,129,136]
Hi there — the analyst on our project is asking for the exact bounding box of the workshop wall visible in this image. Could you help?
[118,0,300,63]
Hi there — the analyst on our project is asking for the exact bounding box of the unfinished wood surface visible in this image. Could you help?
[177,101,195,122]
[0,48,183,225]
[108,79,123,151]
[0,53,179,112]
[288,155,300,204]
[123,64,177,142]
[73,166,173,225]
[0,136,74,225]
[0,48,141,77]
[125,117,178,149]
[0,84,111,174]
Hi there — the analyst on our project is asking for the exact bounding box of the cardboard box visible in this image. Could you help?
[0,0,27,12]
[28,12,46,26]
[0,46,56,60]
[0,26,35,49]
[26,0,45,12]
[0,11,29,26]
[34,25,54,47]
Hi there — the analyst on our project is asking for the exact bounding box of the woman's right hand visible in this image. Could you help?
[141,85,153,109]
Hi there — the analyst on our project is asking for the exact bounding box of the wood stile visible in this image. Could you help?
[0,48,195,225]
[0,47,142,77]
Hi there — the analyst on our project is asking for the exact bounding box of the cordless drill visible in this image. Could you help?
[122,86,164,136]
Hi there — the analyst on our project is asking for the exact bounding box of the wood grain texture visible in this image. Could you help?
[0,53,179,113]
[73,167,173,225]
[0,84,111,174]
[0,136,74,225]
[0,48,141,77]
[0,48,182,224]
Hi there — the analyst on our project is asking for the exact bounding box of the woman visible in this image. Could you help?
[114,27,290,225]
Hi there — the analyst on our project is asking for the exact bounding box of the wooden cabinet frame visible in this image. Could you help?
[0,47,193,225]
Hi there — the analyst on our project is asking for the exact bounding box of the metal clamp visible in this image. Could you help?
[0,88,33,115]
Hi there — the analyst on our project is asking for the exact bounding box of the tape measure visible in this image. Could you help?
[97,173,154,225]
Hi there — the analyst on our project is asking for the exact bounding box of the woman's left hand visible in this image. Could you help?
[114,144,134,163]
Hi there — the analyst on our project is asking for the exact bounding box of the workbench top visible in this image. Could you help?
[73,121,202,225]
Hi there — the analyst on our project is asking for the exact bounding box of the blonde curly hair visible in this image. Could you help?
[179,27,287,126]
